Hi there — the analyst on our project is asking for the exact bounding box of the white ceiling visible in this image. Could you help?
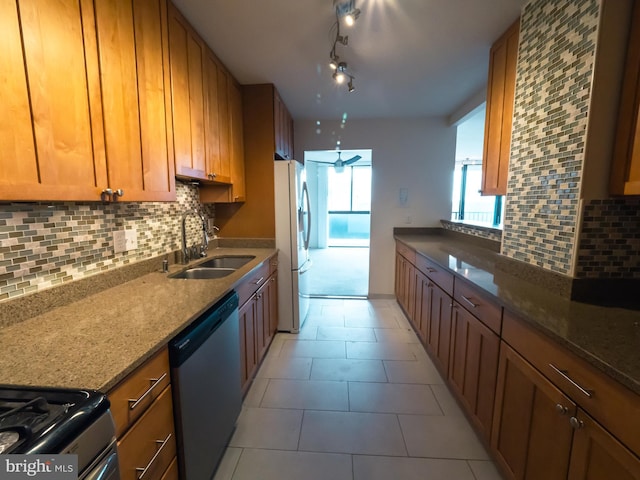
[172,0,525,121]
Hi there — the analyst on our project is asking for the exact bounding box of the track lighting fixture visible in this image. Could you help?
[328,0,360,93]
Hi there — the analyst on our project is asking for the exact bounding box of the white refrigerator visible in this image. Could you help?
[274,160,311,332]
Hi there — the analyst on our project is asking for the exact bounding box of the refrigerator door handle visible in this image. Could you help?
[302,182,311,251]
[299,259,313,275]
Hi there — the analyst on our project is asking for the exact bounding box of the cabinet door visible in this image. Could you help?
[418,277,432,344]
[611,0,640,195]
[481,20,519,196]
[203,52,228,183]
[448,303,500,438]
[228,79,246,201]
[255,285,267,361]
[239,298,257,393]
[568,409,640,480]
[426,283,453,376]
[168,5,206,180]
[0,0,108,201]
[395,253,405,308]
[492,343,575,480]
[411,270,427,337]
[95,0,175,201]
[268,274,279,341]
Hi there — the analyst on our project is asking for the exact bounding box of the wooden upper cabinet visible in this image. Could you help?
[481,19,520,196]
[95,0,176,202]
[611,0,640,195]
[204,52,230,183]
[0,0,175,202]
[0,0,107,201]
[168,3,207,181]
[228,78,246,201]
[274,89,294,161]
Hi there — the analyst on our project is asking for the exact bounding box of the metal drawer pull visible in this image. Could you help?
[253,276,264,285]
[136,433,172,480]
[548,364,593,398]
[461,295,478,308]
[128,373,168,410]
[426,267,437,273]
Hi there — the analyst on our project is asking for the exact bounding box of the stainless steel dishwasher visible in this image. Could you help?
[169,291,241,480]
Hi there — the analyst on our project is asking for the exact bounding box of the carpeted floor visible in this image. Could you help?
[307,247,369,297]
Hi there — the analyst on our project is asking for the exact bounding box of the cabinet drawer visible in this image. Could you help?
[118,386,176,480]
[396,241,416,264]
[160,457,178,480]
[416,254,454,295]
[453,277,502,334]
[503,310,640,456]
[237,260,270,307]
[109,348,170,437]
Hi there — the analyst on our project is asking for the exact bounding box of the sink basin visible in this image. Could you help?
[170,268,235,280]
[197,255,255,269]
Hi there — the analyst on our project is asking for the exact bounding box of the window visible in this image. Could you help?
[327,165,371,245]
[451,105,503,227]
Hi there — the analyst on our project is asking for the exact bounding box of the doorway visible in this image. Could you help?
[304,149,372,297]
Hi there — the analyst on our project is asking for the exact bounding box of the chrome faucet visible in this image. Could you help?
[181,209,209,264]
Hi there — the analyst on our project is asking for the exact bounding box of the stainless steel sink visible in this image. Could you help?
[196,255,255,269]
[170,268,235,280]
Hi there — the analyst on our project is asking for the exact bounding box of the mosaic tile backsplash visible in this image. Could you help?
[0,182,214,302]
[501,0,599,275]
[441,220,502,243]
[576,198,640,278]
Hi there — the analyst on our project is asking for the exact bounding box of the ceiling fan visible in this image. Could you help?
[307,152,362,172]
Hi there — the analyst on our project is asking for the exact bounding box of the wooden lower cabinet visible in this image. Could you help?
[448,302,500,438]
[492,343,640,480]
[108,348,176,480]
[238,263,278,393]
[492,343,575,480]
[568,409,640,480]
[425,281,453,376]
[239,297,257,393]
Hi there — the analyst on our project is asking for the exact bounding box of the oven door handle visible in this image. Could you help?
[83,450,119,480]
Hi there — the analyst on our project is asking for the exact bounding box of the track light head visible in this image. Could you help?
[348,77,355,93]
[344,9,360,26]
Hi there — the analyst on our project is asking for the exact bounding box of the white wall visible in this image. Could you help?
[295,118,456,296]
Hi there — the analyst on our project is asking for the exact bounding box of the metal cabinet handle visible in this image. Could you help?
[549,364,593,398]
[461,295,478,309]
[113,189,124,199]
[569,416,584,430]
[426,267,437,273]
[128,373,167,410]
[555,403,568,416]
[253,276,264,285]
[136,433,172,480]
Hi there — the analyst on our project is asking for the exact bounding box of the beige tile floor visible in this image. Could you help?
[214,298,504,480]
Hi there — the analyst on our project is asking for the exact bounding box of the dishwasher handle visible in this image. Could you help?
[169,291,239,367]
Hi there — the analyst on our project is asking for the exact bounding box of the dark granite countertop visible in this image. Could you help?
[0,246,277,392]
[394,234,640,396]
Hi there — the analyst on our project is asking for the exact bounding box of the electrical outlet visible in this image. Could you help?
[113,230,126,254]
[125,228,138,251]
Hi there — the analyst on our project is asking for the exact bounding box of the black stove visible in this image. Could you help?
[0,385,110,454]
